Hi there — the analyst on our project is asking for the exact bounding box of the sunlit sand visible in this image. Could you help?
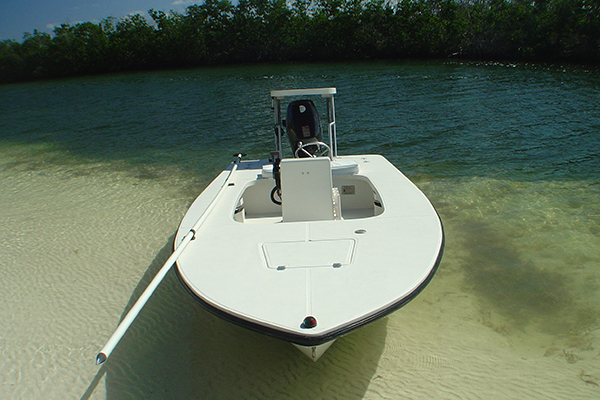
[1,144,598,398]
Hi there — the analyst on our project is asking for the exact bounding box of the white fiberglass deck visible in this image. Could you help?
[175,155,443,345]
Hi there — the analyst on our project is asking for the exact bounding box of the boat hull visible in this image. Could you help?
[175,155,444,358]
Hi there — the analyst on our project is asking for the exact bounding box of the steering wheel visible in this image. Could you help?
[294,141,331,158]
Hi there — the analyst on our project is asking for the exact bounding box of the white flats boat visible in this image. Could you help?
[96,87,443,365]
[174,88,444,361]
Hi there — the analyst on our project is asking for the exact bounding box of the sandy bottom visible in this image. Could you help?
[1,145,599,399]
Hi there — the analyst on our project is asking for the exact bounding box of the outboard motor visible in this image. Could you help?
[286,100,322,157]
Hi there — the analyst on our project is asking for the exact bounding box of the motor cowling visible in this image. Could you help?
[286,100,322,157]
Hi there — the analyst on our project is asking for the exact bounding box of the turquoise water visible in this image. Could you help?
[2,62,599,180]
[1,61,600,398]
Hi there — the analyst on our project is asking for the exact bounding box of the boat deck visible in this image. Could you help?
[175,155,444,346]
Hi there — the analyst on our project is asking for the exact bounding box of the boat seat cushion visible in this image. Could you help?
[281,157,334,222]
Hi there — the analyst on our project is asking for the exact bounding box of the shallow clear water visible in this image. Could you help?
[1,61,599,399]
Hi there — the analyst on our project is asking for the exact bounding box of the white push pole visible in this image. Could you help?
[96,154,245,365]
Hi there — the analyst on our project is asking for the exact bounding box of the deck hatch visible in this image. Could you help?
[262,239,356,269]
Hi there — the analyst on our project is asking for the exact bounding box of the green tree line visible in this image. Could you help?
[1,0,599,83]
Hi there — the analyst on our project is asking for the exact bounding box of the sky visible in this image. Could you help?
[0,0,198,41]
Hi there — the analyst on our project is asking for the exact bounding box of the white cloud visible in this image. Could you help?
[45,19,92,31]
